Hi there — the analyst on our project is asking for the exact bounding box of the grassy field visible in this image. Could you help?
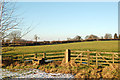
[2,40,119,55]
[2,40,119,79]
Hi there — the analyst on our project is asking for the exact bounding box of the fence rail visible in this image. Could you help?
[2,49,120,66]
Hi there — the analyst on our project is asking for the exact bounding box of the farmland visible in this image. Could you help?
[2,40,119,55]
[2,40,120,79]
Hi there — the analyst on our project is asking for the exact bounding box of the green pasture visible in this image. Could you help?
[2,40,119,55]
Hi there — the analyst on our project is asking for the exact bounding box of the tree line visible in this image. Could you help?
[2,32,120,47]
[67,33,120,41]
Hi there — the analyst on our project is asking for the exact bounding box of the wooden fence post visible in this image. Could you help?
[0,54,2,68]
[81,53,82,64]
[96,53,98,67]
[34,53,37,59]
[43,53,46,58]
[113,53,114,63]
[87,52,90,66]
[65,49,71,63]
[22,54,24,62]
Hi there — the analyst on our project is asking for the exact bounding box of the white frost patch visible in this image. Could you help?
[1,68,74,78]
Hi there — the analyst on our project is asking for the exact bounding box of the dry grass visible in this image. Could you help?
[4,60,119,79]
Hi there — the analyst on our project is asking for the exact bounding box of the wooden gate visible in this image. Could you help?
[71,51,120,66]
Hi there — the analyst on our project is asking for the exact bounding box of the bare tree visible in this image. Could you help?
[0,0,22,40]
[0,1,34,47]
[0,0,34,67]
[34,34,40,42]
[0,0,20,68]
[5,30,21,47]
[67,38,71,41]
[8,30,21,42]
[74,35,82,40]
[104,33,112,39]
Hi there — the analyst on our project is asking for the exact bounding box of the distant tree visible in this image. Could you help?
[8,30,21,42]
[85,34,99,40]
[8,30,21,47]
[67,38,71,41]
[67,35,82,41]
[74,35,82,40]
[114,33,118,39]
[101,36,103,39]
[85,35,89,40]
[104,33,112,39]
[34,35,40,42]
